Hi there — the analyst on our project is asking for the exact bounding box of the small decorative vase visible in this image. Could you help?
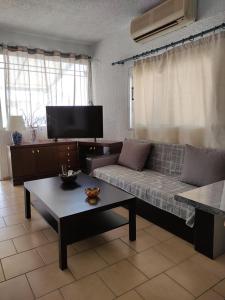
[11,131,22,145]
[31,128,37,143]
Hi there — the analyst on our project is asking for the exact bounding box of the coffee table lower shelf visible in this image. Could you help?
[32,197,129,240]
[28,197,133,269]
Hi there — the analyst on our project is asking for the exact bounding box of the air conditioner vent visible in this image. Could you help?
[131,0,197,43]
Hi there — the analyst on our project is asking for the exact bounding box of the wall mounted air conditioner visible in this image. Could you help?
[130,0,197,43]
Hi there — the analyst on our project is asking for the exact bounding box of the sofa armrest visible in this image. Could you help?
[86,153,119,174]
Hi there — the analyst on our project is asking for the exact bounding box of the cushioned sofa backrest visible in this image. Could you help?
[146,142,185,176]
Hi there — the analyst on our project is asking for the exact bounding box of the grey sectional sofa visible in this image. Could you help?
[88,141,225,258]
[88,142,196,228]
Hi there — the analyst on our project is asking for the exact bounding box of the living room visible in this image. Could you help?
[1,0,225,299]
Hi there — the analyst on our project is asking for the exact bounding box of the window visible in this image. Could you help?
[0,50,90,128]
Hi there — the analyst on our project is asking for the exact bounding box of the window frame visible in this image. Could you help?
[128,66,134,130]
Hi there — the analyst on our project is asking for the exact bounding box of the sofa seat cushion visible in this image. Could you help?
[93,165,196,227]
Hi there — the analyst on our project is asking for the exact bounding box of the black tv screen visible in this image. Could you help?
[46,106,103,139]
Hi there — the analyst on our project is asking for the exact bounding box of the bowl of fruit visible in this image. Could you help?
[59,168,81,184]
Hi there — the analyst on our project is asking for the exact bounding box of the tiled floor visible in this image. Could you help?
[0,181,225,299]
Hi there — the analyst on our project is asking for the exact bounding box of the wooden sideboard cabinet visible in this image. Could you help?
[8,141,79,185]
[8,140,122,185]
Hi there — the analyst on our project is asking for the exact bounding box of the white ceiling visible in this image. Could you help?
[0,0,163,45]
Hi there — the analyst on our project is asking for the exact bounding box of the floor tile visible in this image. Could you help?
[98,260,147,296]
[4,211,40,226]
[26,262,74,297]
[95,239,136,264]
[0,263,5,282]
[42,228,58,242]
[153,237,196,263]
[100,226,128,241]
[60,274,114,300]
[116,290,143,300]
[0,240,16,258]
[36,241,76,264]
[136,273,194,300]
[0,274,34,300]
[113,207,129,218]
[190,253,225,280]
[2,249,44,279]
[121,230,159,252]
[0,217,5,228]
[23,219,49,232]
[197,289,224,300]
[0,199,20,209]
[128,247,174,278]
[72,235,106,252]
[68,249,107,279]
[13,231,48,252]
[0,224,27,242]
[136,216,152,230]
[166,259,221,297]
[214,278,225,297]
[0,205,24,217]
[144,225,174,241]
[37,290,64,300]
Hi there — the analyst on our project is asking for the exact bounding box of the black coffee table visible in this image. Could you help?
[24,173,136,270]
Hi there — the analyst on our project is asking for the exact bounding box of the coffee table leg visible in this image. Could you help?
[129,198,136,241]
[58,220,67,270]
[24,188,31,219]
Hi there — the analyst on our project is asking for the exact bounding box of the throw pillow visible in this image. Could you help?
[181,144,225,186]
[118,139,151,171]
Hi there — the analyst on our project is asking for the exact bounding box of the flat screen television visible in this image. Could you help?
[46,106,103,139]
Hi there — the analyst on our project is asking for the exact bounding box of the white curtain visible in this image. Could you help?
[133,31,225,148]
[0,48,91,128]
[0,47,91,180]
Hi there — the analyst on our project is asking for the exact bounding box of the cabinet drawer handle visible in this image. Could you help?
[67,153,70,156]
[37,149,40,154]
[67,146,70,150]
[68,159,70,162]
[32,150,35,154]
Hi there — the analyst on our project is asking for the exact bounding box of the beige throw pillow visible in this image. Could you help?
[181,144,225,186]
[118,139,151,171]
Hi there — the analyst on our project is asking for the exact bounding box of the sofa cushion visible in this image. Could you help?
[94,165,195,226]
[146,142,185,176]
[118,139,151,171]
[181,144,225,186]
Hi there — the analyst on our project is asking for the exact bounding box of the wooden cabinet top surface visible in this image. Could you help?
[9,139,122,150]
[9,140,77,150]
[78,140,122,147]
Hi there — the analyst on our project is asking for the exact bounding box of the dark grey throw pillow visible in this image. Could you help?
[118,139,151,171]
[181,144,225,186]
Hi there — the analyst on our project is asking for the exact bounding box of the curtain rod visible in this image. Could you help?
[112,22,225,66]
[0,43,91,60]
